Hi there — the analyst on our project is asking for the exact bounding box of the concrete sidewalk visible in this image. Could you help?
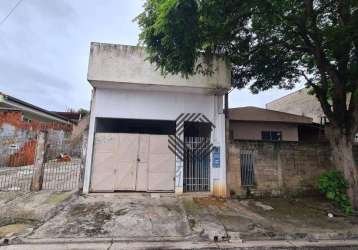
[0,191,77,239]
[2,192,358,249]
[28,193,192,239]
[22,194,358,243]
[3,239,358,249]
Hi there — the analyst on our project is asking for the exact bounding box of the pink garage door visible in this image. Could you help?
[91,133,175,192]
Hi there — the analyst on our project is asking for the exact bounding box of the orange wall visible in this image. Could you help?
[0,111,72,132]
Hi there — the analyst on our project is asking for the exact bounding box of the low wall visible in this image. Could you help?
[228,140,333,197]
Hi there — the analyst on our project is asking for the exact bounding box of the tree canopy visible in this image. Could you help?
[137,0,358,134]
[137,0,358,208]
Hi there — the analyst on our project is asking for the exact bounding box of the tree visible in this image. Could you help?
[78,108,89,118]
[136,0,358,208]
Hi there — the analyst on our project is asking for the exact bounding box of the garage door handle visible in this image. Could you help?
[137,158,140,162]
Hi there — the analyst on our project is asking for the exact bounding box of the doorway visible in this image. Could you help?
[90,118,176,192]
[183,122,211,192]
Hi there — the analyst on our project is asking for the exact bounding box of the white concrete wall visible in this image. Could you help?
[83,87,227,196]
[93,88,213,120]
[88,43,231,91]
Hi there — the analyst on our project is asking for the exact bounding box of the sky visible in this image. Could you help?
[0,0,303,111]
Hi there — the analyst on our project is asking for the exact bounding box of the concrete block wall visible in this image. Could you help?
[228,140,333,197]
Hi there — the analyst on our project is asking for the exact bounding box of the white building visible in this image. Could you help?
[83,43,231,196]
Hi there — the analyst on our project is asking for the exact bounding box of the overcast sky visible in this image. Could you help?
[0,0,303,111]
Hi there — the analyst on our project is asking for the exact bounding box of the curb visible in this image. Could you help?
[7,238,358,249]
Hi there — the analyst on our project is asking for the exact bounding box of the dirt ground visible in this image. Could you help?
[1,192,358,244]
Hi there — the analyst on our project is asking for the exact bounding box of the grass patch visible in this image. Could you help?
[0,223,29,237]
[45,192,72,205]
[182,198,201,215]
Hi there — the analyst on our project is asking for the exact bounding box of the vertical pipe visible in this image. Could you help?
[199,137,201,191]
[194,137,196,192]
[191,137,193,192]
[189,137,192,192]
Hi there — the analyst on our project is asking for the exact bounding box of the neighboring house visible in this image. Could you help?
[83,43,230,196]
[54,111,82,124]
[227,92,357,198]
[266,88,358,143]
[229,106,314,142]
[227,106,333,197]
[266,88,326,124]
[0,92,73,167]
[0,92,72,141]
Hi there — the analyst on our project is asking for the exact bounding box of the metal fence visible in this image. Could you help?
[0,135,36,191]
[240,150,255,187]
[42,140,83,191]
[183,136,210,192]
[0,133,84,191]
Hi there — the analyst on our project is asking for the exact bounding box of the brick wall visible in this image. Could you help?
[228,140,334,197]
[0,111,72,133]
[0,111,73,167]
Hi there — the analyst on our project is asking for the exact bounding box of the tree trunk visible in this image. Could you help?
[326,126,358,210]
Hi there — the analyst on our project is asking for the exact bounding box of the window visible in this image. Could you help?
[261,131,282,141]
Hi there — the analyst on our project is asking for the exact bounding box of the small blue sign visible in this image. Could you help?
[212,146,220,168]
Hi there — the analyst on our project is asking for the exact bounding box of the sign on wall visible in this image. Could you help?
[212,146,220,168]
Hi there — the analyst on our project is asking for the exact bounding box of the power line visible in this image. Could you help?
[0,0,25,27]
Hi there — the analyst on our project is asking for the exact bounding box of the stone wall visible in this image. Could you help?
[228,140,333,197]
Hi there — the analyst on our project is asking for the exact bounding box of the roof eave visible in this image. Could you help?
[0,93,72,124]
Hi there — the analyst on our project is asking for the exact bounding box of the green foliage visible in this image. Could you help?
[137,0,358,208]
[78,108,89,117]
[136,0,358,127]
[318,170,352,214]
[136,0,358,92]
[135,0,200,77]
